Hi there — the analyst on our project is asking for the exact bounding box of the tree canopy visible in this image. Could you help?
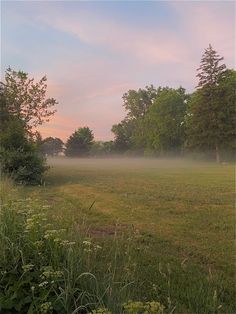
[65,127,94,157]
[1,68,57,135]
[145,87,187,153]
[41,137,64,156]
[111,45,235,161]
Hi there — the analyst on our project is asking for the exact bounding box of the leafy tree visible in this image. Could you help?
[65,127,94,157]
[187,45,235,162]
[41,137,64,156]
[112,86,158,153]
[122,85,157,119]
[1,68,57,135]
[0,68,57,184]
[145,87,187,153]
[111,119,133,152]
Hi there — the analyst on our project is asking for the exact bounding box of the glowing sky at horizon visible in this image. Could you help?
[1,1,235,141]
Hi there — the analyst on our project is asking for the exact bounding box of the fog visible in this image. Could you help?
[47,156,220,172]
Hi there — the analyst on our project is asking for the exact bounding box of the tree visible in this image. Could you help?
[1,68,57,135]
[115,85,159,152]
[0,68,57,184]
[187,45,235,162]
[90,141,115,157]
[111,119,133,152]
[41,137,64,156]
[145,87,187,153]
[122,85,158,120]
[0,117,48,184]
[65,127,94,157]
[197,44,226,88]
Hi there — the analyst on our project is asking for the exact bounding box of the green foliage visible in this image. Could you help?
[0,67,57,184]
[188,45,234,162]
[118,86,159,152]
[2,68,57,134]
[145,87,187,153]
[187,47,236,161]
[41,137,64,156]
[122,85,157,120]
[65,127,94,157]
[0,118,47,185]
[196,44,226,88]
[112,86,188,155]
[111,120,133,152]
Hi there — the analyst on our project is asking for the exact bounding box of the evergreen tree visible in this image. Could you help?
[197,44,226,88]
[187,45,234,162]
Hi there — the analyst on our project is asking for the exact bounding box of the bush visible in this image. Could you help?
[0,118,47,185]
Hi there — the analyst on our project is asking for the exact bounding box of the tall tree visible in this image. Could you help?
[65,127,94,157]
[197,44,226,88]
[187,45,235,162]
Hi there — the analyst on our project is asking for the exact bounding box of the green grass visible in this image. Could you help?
[1,158,235,313]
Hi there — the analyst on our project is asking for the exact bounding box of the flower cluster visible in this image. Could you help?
[83,240,102,253]
[22,264,34,272]
[40,266,64,280]
[25,213,47,232]
[44,229,61,239]
[40,301,52,313]
[123,300,165,314]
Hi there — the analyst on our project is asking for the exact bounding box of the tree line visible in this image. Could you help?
[111,45,235,162]
[0,45,235,184]
[43,45,235,162]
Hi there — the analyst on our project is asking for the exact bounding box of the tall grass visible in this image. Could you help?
[0,178,164,313]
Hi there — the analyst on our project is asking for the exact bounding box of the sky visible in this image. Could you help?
[1,0,235,141]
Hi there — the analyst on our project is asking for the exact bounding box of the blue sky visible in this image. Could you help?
[1,1,235,140]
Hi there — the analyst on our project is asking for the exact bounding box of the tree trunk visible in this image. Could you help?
[215,143,220,163]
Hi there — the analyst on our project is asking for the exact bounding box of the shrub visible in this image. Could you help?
[0,118,47,185]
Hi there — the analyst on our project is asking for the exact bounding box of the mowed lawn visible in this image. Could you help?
[24,158,235,313]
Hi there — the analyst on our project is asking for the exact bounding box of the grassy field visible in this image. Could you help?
[1,158,235,313]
